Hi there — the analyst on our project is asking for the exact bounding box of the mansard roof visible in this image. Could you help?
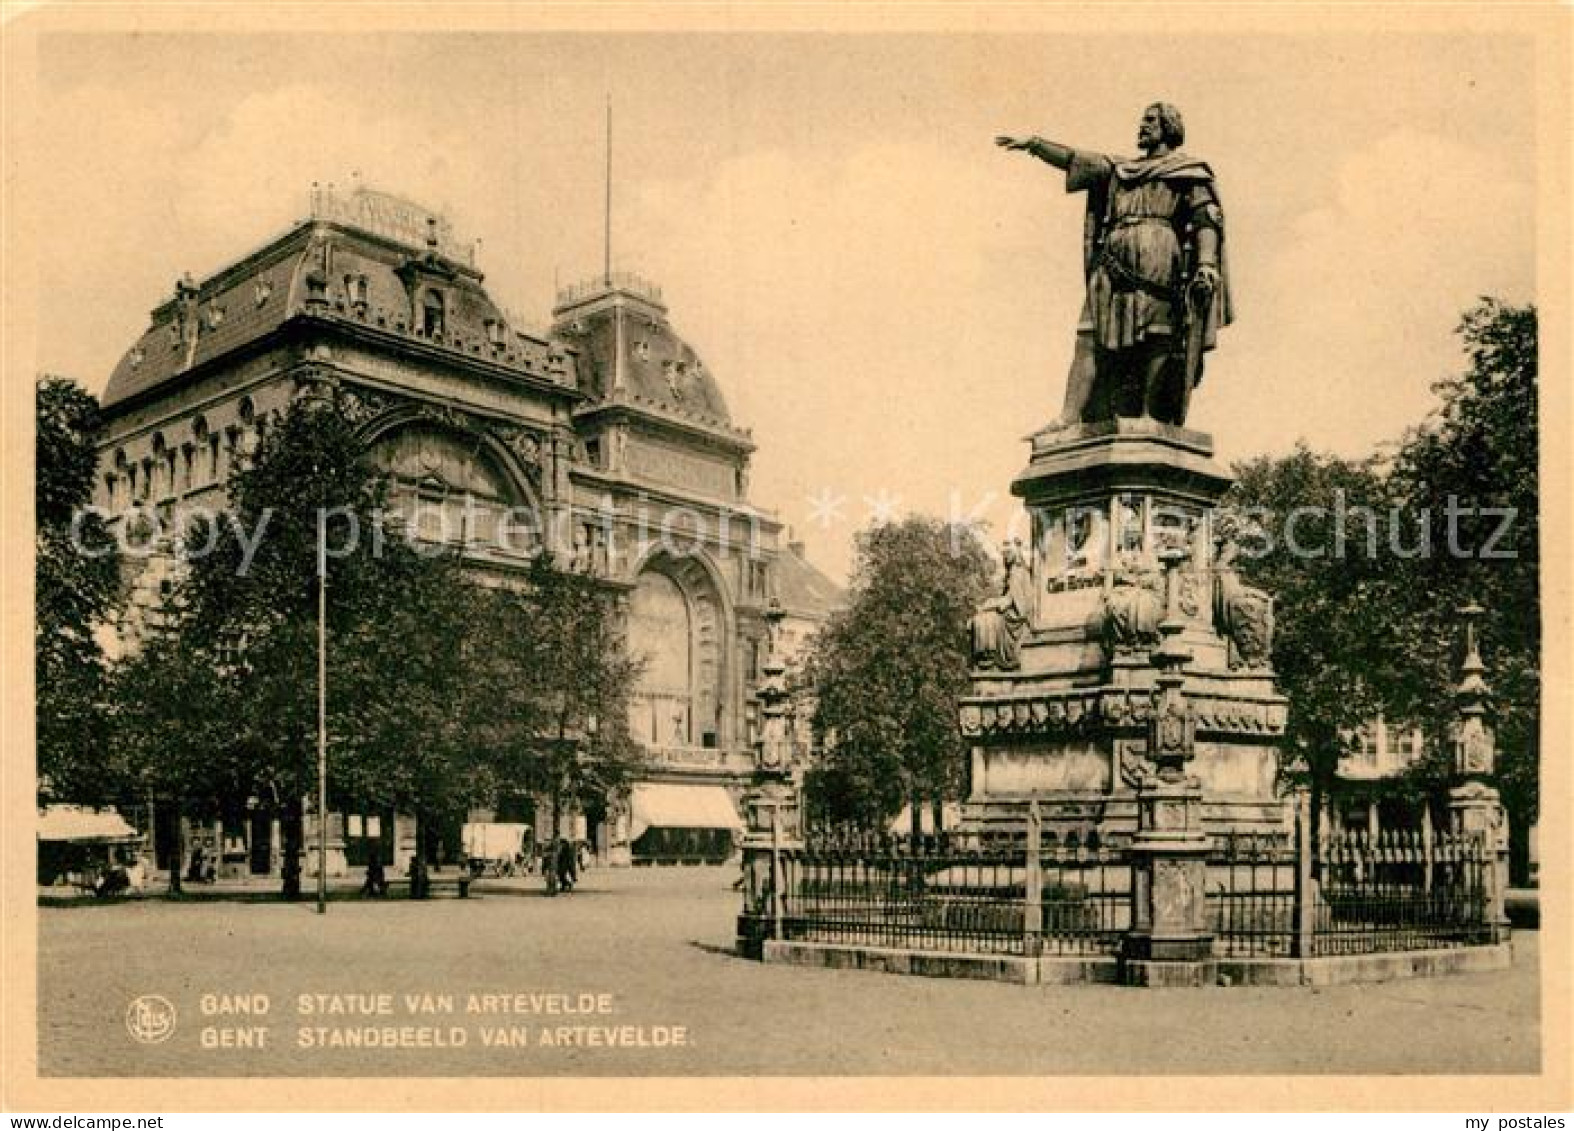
[552,273,752,449]
[103,192,576,412]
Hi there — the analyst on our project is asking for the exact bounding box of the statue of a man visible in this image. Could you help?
[997,103,1232,427]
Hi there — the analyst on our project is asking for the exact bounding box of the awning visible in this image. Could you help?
[37,806,139,843]
[461,822,530,860]
[629,783,742,841]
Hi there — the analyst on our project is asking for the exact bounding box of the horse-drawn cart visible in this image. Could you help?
[462,822,531,879]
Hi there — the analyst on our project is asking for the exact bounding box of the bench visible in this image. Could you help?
[427,873,471,898]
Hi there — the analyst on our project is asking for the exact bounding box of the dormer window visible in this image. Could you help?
[421,290,446,337]
[253,279,273,307]
[484,318,507,348]
[345,274,369,309]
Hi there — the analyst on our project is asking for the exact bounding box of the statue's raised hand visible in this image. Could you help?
[995,135,1033,151]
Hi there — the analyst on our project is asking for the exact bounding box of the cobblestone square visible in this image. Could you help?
[37,866,1539,1077]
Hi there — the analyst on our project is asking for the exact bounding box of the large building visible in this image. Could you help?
[92,185,839,874]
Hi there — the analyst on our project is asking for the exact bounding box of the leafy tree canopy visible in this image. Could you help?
[801,516,994,829]
[1225,299,1538,875]
[36,376,121,804]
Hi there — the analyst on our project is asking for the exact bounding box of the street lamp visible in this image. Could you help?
[315,506,329,915]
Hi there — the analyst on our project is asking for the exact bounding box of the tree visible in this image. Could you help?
[109,626,247,893]
[476,553,645,841]
[1386,299,1539,882]
[801,517,994,833]
[1223,300,1540,880]
[1222,446,1404,830]
[35,376,121,804]
[113,389,650,892]
[118,392,489,895]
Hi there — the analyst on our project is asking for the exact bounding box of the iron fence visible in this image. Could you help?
[1312,828,1492,955]
[755,814,1496,964]
[1207,832,1296,958]
[779,829,1128,956]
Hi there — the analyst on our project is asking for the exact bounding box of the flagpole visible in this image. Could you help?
[603,95,612,286]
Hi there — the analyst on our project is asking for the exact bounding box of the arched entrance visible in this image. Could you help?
[626,554,728,749]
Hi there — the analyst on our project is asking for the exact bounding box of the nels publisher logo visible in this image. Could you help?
[126,994,178,1045]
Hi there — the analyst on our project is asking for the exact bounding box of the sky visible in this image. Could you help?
[28,31,1537,581]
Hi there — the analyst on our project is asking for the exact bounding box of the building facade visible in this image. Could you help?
[92,186,839,874]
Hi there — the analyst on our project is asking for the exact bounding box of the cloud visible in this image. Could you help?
[617,139,1083,577]
[1201,129,1534,464]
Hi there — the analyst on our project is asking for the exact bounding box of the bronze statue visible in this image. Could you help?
[970,539,1033,670]
[998,103,1231,427]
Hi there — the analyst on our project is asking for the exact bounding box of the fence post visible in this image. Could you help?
[770,802,784,941]
[1024,800,1043,955]
[1422,803,1434,893]
[1291,790,1314,960]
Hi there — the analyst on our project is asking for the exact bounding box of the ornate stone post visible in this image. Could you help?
[736,598,804,958]
[1446,602,1511,942]
[1122,542,1216,985]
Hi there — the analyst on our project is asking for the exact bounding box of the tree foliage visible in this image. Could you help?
[1387,299,1539,873]
[1222,446,1400,806]
[36,376,121,804]
[800,517,994,829]
[480,554,645,836]
[1224,299,1539,876]
[108,391,645,887]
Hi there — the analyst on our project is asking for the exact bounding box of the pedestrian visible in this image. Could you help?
[556,836,578,894]
[543,840,560,896]
[186,844,214,884]
[361,854,388,897]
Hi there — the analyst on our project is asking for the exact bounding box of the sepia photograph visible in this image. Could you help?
[3,1,1570,1115]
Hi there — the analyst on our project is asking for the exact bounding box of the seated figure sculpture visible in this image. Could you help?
[970,539,1033,670]
[1101,548,1163,659]
[1212,514,1274,669]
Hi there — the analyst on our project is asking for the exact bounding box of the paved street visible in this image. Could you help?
[38,866,1539,1077]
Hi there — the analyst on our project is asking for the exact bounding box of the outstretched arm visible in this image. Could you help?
[995,134,1074,170]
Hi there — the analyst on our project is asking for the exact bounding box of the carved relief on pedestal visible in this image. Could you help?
[1152,858,1201,933]
[1453,716,1495,776]
[1040,505,1106,598]
[1117,739,1158,790]
[960,689,1282,740]
[1100,549,1163,659]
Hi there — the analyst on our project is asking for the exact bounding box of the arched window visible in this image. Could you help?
[629,572,693,746]
[628,560,726,748]
[368,423,538,558]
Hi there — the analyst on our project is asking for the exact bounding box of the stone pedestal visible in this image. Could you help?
[1446,602,1510,942]
[961,419,1289,846]
[1450,780,1511,943]
[1122,779,1216,984]
[735,779,801,959]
